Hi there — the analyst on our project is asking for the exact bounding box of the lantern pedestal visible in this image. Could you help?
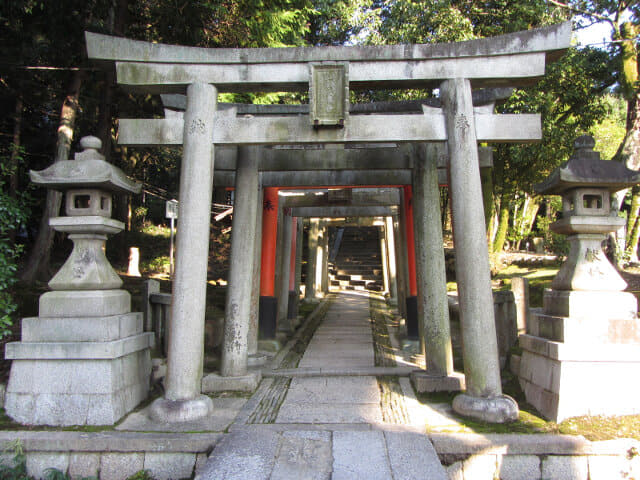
[5,136,152,426]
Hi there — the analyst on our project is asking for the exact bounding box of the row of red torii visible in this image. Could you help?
[85,23,572,424]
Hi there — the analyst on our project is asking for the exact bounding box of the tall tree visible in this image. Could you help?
[548,0,639,259]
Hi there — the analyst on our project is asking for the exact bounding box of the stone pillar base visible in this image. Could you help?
[405,296,419,339]
[258,339,282,353]
[452,393,519,423]
[259,296,277,339]
[248,353,268,367]
[149,395,213,423]
[411,371,465,393]
[518,333,640,422]
[401,339,420,354]
[201,371,261,393]
[287,291,298,320]
[410,353,426,367]
[276,331,290,344]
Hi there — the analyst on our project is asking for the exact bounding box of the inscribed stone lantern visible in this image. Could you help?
[516,135,640,422]
[30,135,141,291]
[5,136,153,426]
[535,135,640,309]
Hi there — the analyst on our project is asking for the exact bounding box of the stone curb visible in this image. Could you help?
[429,433,640,456]
[0,431,222,453]
[263,366,415,377]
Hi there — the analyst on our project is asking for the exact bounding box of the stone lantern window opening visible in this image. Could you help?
[65,188,113,217]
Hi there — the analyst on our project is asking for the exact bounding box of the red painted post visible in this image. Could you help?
[289,216,297,291]
[404,185,418,296]
[260,187,279,296]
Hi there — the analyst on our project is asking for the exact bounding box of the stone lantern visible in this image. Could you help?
[37,136,136,292]
[5,136,153,426]
[517,135,640,421]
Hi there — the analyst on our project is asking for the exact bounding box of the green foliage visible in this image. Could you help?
[125,470,155,480]
[42,469,70,480]
[377,0,475,44]
[376,0,568,45]
[591,93,627,160]
[129,0,314,48]
[0,440,28,480]
[0,149,30,339]
[143,256,171,275]
[307,0,381,46]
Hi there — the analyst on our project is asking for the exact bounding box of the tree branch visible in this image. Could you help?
[547,0,615,24]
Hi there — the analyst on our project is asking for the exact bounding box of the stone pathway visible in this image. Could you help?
[197,292,448,480]
[276,294,382,424]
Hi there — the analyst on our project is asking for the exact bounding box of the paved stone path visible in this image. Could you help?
[276,294,382,424]
[197,293,448,480]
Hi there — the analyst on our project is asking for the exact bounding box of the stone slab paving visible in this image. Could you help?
[332,431,392,479]
[277,294,380,423]
[198,427,447,480]
[197,293,447,479]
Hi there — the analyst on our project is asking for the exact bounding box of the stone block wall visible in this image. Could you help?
[431,433,640,480]
[0,431,221,480]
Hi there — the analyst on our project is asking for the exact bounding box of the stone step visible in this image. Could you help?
[334,272,381,279]
[336,262,382,273]
[196,429,446,480]
[335,249,379,255]
[331,273,382,281]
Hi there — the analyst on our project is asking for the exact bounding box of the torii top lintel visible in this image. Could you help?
[85,22,571,94]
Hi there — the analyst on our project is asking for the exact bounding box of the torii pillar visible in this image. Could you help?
[259,187,279,340]
[441,78,518,423]
[411,143,464,392]
[202,146,262,393]
[150,83,217,422]
[403,186,419,340]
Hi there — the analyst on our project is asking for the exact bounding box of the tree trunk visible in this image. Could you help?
[440,187,449,232]
[480,166,494,239]
[619,90,640,264]
[617,92,640,170]
[492,190,511,253]
[96,0,128,161]
[625,185,640,262]
[523,198,540,238]
[8,97,23,244]
[19,71,84,283]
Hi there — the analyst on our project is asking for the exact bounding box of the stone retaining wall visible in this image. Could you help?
[1,430,638,480]
[0,431,222,480]
[431,433,640,480]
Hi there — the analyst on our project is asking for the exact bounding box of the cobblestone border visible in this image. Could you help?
[245,297,333,424]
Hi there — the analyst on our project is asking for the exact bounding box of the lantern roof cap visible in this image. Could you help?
[535,135,640,195]
[30,136,141,194]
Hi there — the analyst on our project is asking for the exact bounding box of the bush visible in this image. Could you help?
[0,155,30,340]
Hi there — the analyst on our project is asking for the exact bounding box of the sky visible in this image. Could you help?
[573,10,635,49]
[575,20,613,47]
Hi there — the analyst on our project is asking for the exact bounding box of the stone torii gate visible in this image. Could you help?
[86,22,571,424]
